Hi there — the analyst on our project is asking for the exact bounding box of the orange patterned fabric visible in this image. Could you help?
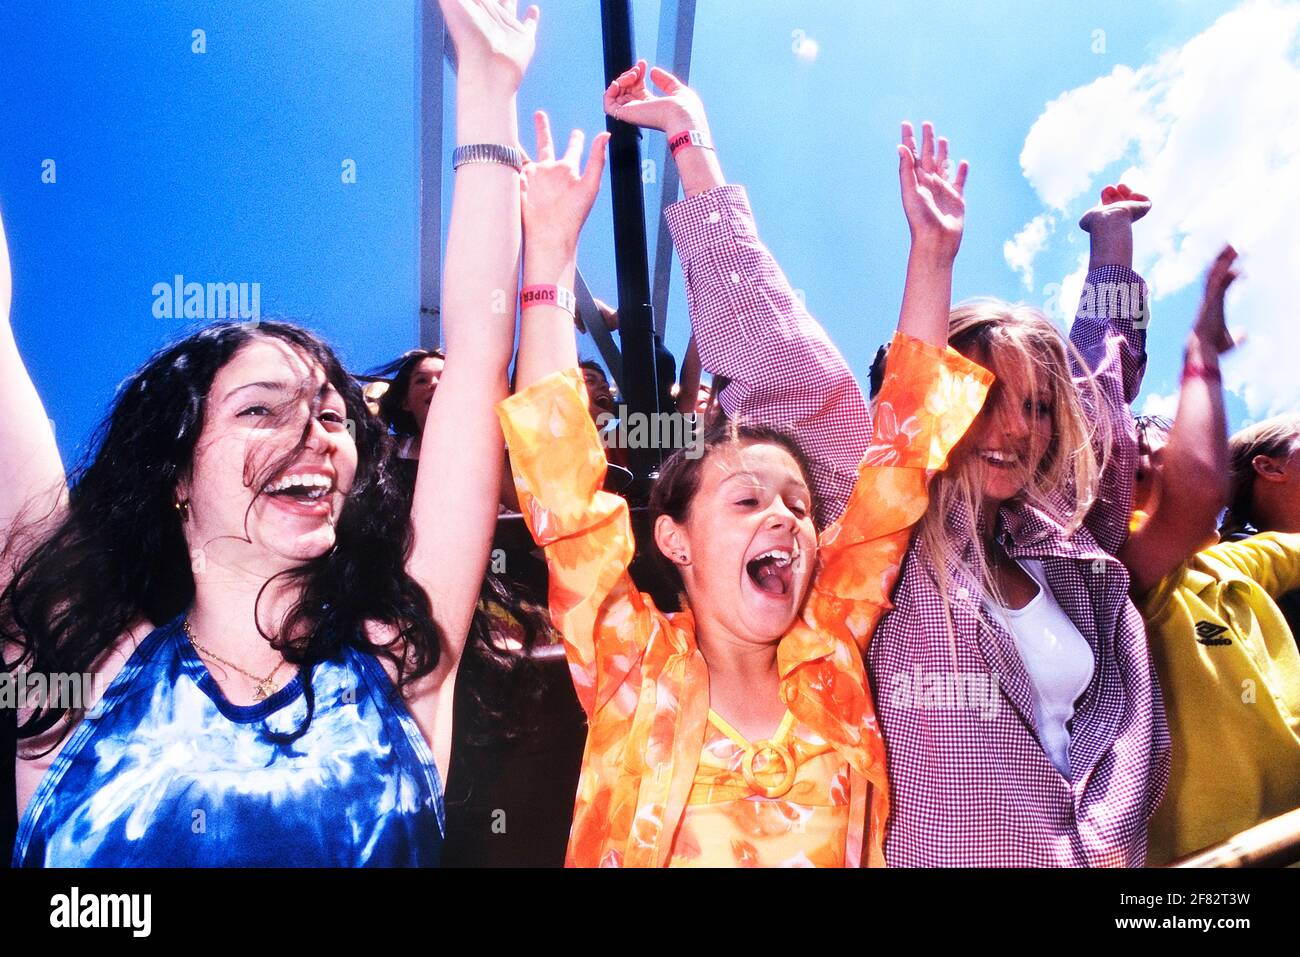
[670,711,850,867]
[496,332,992,867]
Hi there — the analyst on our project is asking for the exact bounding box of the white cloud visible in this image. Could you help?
[1012,0,1300,417]
[1003,213,1055,288]
[1139,390,1180,419]
[792,30,819,63]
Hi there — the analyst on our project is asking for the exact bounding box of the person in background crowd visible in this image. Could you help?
[361,377,391,419]
[377,347,447,477]
[0,0,536,867]
[1222,412,1300,644]
[1121,247,1300,864]
[675,335,712,416]
[504,82,990,866]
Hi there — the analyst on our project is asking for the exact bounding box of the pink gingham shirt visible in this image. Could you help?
[868,266,1170,867]
[664,185,870,529]
[664,186,1168,866]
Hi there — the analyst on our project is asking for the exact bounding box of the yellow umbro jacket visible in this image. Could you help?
[1138,532,1300,863]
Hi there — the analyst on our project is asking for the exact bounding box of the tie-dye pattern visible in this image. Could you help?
[496,333,992,867]
[14,616,445,867]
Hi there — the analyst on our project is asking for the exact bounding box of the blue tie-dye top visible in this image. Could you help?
[13,614,445,867]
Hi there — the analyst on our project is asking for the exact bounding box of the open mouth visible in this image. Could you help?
[261,472,334,509]
[746,548,795,597]
[979,449,1022,470]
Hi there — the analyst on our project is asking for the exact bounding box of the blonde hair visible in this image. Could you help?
[913,300,1111,657]
[1223,413,1300,535]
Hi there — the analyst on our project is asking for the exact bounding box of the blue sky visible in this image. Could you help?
[1,0,1285,464]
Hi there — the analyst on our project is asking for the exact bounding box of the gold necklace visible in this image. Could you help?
[183,617,285,701]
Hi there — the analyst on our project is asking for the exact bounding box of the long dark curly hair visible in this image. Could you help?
[2,320,449,748]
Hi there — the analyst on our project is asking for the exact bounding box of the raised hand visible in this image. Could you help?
[897,121,969,261]
[1079,182,1151,270]
[437,0,539,87]
[603,59,707,136]
[1192,245,1239,355]
[521,111,610,255]
[1078,182,1151,233]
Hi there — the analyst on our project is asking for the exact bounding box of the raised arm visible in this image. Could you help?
[896,121,969,349]
[1069,183,1152,554]
[405,0,536,743]
[514,110,608,391]
[0,204,67,594]
[1121,246,1239,596]
[500,115,665,716]
[676,334,703,415]
[604,62,867,528]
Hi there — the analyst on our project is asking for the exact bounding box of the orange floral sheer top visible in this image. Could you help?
[496,332,992,867]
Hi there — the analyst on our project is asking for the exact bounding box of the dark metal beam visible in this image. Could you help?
[650,0,697,339]
[600,0,663,489]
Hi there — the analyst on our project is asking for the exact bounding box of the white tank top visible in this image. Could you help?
[999,559,1095,776]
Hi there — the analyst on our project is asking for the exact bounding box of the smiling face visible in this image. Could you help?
[581,365,615,420]
[401,355,445,433]
[178,337,357,573]
[655,439,818,644]
[955,358,1056,507]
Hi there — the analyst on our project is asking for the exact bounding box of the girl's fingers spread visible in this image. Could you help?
[921,121,935,170]
[563,128,585,165]
[898,144,918,190]
[954,159,970,193]
[937,136,949,171]
[900,121,917,156]
[582,132,611,190]
[533,110,554,160]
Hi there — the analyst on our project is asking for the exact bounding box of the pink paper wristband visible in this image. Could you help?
[1181,358,1222,384]
[668,129,712,157]
[520,284,577,317]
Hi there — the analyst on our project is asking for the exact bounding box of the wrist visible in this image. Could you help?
[519,283,577,318]
[523,244,577,283]
[1181,354,1222,384]
[454,62,524,97]
[907,238,959,268]
[662,102,710,140]
[1185,333,1223,365]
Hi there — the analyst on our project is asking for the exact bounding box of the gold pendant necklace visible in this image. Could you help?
[183,618,285,701]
